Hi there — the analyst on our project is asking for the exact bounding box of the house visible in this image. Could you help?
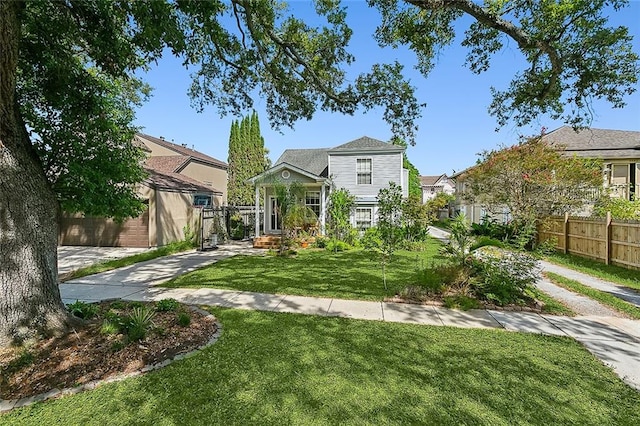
[136,133,228,205]
[452,126,640,223]
[420,174,455,203]
[541,126,640,201]
[59,134,227,247]
[247,136,408,238]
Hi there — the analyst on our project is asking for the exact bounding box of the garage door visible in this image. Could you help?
[59,210,150,247]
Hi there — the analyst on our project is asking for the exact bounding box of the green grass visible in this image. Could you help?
[164,240,448,300]
[545,272,640,320]
[61,241,195,281]
[3,309,639,425]
[533,289,577,316]
[546,252,640,291]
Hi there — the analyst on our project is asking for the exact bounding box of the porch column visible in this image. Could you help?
[254,185,260,237]
[320,183,326,235]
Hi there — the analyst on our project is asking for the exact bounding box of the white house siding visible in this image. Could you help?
[329,152,402,198]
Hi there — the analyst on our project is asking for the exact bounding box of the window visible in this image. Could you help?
[357,158,372,184]
[356,208,372,231]
[193,194,212,207]
[305,191,321,218]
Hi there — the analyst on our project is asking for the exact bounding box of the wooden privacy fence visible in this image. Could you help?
[538,213,640,270]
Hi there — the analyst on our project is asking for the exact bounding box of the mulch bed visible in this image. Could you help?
[0,301,217,401]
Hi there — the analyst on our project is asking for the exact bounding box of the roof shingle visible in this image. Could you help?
[144,168,222,194]
[275,148,330,177]
[328,136,404,152]
[137,133,228,169]
[542,126,640,159]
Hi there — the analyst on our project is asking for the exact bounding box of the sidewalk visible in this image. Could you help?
[59,241,640,390]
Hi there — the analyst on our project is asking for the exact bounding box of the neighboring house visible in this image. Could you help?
[420,174,455,203]
[136,133,228,205]
[59,133,227,247]
[452,126,640,223]
[247,136,408,236]
[542,126,640,201]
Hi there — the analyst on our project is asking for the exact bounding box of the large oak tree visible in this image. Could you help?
[1,0,637,345]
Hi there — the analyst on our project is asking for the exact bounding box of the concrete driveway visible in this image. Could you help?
[57,246,151,275]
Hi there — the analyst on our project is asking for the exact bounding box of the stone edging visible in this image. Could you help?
[0,306,222,414]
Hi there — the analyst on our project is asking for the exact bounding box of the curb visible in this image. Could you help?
[0,306,222,414]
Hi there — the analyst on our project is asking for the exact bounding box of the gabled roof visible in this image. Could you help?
[275,148,330,177]
[136,133,228,169]
[541,126,640,159]
[247,162,329,185]
[144,168,222,195]
[420,174,446,187]
[144,155,189,173]
[328,136,404,153]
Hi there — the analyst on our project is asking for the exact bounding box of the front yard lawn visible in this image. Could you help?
[164,240,446,300]
[3,309,639,425]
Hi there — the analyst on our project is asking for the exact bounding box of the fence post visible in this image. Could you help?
[563,212,569,254]
[605,211,612,265]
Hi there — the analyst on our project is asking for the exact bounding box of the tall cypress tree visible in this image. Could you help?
[227,111,269,206]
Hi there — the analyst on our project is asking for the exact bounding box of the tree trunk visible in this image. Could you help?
[0,1,71,346]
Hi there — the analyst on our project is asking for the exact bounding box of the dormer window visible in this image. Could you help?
[357,158,372,184]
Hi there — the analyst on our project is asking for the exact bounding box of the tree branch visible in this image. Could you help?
[406,0,562,100]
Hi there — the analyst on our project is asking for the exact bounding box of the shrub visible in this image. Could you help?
[177,312,191,327]
[326,238,351,252]
[100,319,120,335]
[125,306,156,342]
[67,300,98,319]
[470,236,505,251]
[360,227,382,250]
[440,214,475,266]
[109,301,126,310]
[443,295,481,310]
[472,247,541,305]
[314,235,328,248]
[156,298,180,312]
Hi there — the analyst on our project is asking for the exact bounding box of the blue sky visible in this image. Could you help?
[134,1,640,177]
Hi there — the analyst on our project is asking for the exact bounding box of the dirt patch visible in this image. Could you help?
[0,301,217,401]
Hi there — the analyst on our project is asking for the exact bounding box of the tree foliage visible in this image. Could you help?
[1,0,638,345]
[593,196,640,220]
[327,188,356,241]
[373,0,639,129]
[425,192,455,222]
[227,111,269,206]
[391,137,421,197]
[401,194,430,241]
[464,134,603,227]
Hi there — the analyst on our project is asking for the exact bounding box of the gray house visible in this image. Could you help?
[248,136,408,237]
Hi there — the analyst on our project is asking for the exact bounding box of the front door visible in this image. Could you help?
[270,197,281,232]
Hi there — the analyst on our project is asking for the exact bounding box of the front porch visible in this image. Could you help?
[248,162,330,239]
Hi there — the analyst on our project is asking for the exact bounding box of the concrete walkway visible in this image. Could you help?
[57,246,151,275]
[59,241,640,391]
[541,260,640,308]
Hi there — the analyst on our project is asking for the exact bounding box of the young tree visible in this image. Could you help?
[464,134,603,230]
[376,182,404,289]
[0,0,637,345]
[401,194,430,241]
[227,112,269,206]
[327,188,356,242]
[272,181,307,254]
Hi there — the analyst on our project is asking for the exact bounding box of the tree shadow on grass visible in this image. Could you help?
[163,248,447,301]
[6,309,640,425]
